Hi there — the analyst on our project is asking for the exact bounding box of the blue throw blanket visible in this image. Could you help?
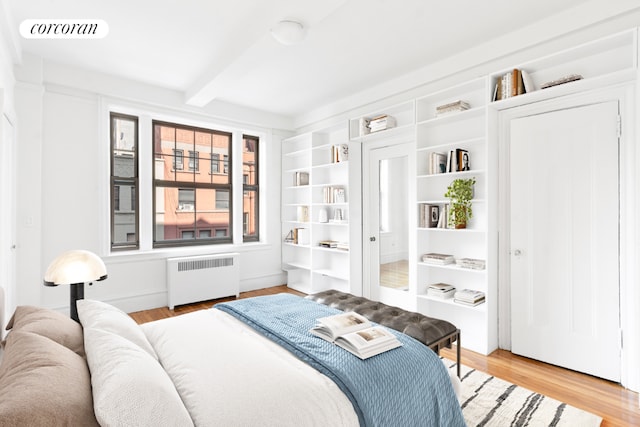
[215,294,465,427]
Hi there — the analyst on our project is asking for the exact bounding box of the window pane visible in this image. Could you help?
[243,136,257,185]
[111,113,138,250]
[113,182,137,246]
[155,186,195,241]
[196,188,230,240]
[154,154,176,181]
[212,133,230,184]
[243,190,258,239]
[113,118,136,178]
[215,189,230,209]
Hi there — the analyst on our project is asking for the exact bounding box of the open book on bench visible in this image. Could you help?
[310,312,402,359]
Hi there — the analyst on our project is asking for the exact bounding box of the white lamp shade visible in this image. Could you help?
[270,20,306,45]
[44,250,107,286]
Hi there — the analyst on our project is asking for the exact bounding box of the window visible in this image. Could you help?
[243,135,259,241]
[188,150,199,171]
[153,121,232,247]
[211,153,220,173]
[178,189,195,211]
[173,149,184,170]
[110,113,139,250]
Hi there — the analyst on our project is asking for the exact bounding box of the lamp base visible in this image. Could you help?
[70,283,84,323]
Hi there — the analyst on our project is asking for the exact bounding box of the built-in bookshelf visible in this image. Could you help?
[284,28,637,356]
[415,77,495,354]
[282,124,362,295]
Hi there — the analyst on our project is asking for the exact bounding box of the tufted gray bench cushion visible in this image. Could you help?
[307,289,461,376]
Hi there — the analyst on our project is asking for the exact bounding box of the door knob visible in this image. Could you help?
[513,249,522,256]
[370,236,376,242]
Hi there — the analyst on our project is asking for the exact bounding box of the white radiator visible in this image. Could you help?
[167,253,240,309]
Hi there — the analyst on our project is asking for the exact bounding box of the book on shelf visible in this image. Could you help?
[457,149,470,171]
[427,283,456,299]
[493,68,527,101]
[367,115,397,133]
[435,100,470,116]
[436,204,449,228]
[296,205,310,222]
[454,289,485,306]
[294,171,309,186]
[429,152,447,174]
[331,144,349,163]
[285,227,309,245]
[445,149,471,173]
[318,240,338,248]
[456,258,486,270]
[540,74,583,89]
[310,312,402,360]
[422,253,455,265]
[323,186,346,204]
[419,204,440,228]
[336,242,350,251]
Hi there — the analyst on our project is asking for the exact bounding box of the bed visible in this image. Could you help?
[0,293,464,426]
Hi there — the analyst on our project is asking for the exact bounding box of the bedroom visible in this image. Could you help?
[0,0,639,425]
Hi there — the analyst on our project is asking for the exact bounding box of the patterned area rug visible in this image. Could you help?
[443,359,602,426]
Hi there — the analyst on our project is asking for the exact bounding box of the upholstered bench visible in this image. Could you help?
[307,289,461,377]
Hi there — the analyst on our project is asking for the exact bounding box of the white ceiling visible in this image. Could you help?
[2,0,622,120]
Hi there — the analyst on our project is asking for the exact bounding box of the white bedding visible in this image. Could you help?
[141,308,360,426]
[78,299,460,426]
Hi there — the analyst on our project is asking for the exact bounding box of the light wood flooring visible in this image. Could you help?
[380,259,409,290]
[129,285,639,426]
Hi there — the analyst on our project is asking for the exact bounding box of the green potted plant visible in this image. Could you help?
[444,178,475,229]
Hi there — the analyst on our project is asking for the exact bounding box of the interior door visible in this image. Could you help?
[510,101,620,382]
[0,110,16,332]
[364,143,411,309]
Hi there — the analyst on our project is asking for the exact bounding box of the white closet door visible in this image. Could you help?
[510,101,620,382]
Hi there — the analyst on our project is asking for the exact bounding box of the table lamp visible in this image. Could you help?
[43,250,107,322]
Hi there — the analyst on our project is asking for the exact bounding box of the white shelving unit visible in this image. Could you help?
[282,124,362,295]
[414,77,495,354]
[283,28,638,357]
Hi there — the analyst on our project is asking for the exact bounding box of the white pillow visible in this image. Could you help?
[77,299,157,359]
[84,327,193,427]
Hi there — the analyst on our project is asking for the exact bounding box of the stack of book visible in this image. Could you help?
[318,240,338,248]
[456,258,486,270]
[435,100,470,116]
[454,289,485,307]
[421,253,455,265]
[367,115,396,133]
[427,283,456,299]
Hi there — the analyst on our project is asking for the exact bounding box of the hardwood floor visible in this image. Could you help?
[129,285,639,426]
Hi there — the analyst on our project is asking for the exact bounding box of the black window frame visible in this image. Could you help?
[152,120,233,248]
[110,112,139,251]
[242,134,259,242]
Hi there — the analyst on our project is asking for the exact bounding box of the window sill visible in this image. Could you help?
[104,241,273,264]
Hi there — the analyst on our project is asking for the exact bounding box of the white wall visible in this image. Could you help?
[14,57,289,314]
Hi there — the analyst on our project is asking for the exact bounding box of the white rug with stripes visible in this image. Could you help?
[443,359,602,426]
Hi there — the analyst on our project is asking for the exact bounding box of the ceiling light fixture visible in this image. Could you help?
[270,20,306,46]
